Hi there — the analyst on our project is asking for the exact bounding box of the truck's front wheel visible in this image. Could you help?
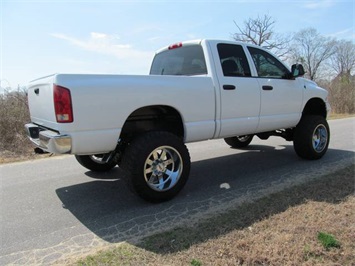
[293,115,330,160]
[121,131,190,202]
[75,153,119,172]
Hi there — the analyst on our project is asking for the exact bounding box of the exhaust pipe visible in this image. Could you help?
[34,147,49,154]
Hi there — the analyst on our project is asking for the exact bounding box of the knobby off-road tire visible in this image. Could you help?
[75,152,119,172]
[224,135,254,148]
[121,131,191,203]
[293,115,330,160]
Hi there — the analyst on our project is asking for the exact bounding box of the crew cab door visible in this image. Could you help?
[247,47,303,132]
[215,43,261,137]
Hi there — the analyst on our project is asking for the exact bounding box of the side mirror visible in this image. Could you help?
[291,64,305,77]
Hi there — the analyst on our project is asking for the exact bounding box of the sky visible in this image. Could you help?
[0,0,354,90]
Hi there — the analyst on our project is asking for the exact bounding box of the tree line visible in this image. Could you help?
[233,14,355,81]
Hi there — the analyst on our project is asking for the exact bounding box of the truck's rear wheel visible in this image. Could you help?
[121,131,190,202]
[293,115,330,160]
[75,152,119,172]
[224,135,254,148]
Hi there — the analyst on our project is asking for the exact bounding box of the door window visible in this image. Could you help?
[217,44,251,77]
[248,47,290,79]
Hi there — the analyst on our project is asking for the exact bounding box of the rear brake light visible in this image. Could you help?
[54,84,73,123]
[168,42,182,50]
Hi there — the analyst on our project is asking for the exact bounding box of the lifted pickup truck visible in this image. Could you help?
[25,39,330,202]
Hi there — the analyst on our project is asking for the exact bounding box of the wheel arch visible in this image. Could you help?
[119,105,185,142]
[302,98,327,118]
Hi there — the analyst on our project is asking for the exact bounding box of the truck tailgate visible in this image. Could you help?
[27,74,58,129]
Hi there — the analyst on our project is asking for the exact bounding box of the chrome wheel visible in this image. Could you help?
[237,135,252,142]
[224,134,254,148]
[75,151,119,172]
[90,153,115,164]
[293,115,330,160]
[121,131,191,202]
[312,124,328,153]
[144,146,183,192]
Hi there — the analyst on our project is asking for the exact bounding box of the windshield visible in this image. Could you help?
[150,45,207,76]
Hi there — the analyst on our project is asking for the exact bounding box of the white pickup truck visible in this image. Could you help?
[25,39,330,202]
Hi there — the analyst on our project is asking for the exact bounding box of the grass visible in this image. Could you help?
[190,259,202,266]
[328,112,355,120]
[74,165,355,266]
[0,149,53,164]
[317,232,341,250]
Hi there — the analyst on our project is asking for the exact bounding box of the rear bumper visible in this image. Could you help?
[25,123,72,154]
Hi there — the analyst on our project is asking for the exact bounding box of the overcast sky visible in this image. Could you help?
[1,0,354,89]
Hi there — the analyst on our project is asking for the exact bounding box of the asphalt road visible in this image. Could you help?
[1,118,354,265]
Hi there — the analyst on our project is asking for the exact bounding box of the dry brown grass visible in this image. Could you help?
[76,165,355,266]
[0,90,56,164]
[328,112,355,120]
[157,197,354,266]
[0,89,34,163]
[0,149,53,164]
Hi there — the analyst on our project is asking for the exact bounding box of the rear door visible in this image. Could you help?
[215,43,261,137]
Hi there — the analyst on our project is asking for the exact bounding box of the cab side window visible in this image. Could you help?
[247,47,290,79]
[217,44,251,77]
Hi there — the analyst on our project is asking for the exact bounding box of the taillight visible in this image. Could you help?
[53,84,73,123]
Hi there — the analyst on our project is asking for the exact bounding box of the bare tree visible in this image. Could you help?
[330,40,355,79]
[291,28,336,81]
[232,14,291,57]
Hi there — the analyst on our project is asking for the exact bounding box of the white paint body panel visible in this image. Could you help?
[26,39,329,155]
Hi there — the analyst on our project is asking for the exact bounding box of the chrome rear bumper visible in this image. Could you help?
[25,123,71,154]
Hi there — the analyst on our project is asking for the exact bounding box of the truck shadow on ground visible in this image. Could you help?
[55,144,354,248]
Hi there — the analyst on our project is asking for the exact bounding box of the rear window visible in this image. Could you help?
[150,45,207,76]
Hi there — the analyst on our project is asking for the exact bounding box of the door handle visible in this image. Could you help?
[223,85,236,90]
[262,85,273,90]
